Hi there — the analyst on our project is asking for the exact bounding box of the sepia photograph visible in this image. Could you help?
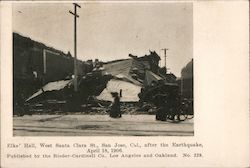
[1,1,249,168]
[12,2,193,136]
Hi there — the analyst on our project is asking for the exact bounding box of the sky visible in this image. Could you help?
[13,2,193,77]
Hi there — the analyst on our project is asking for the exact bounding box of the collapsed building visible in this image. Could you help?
[13,33,85,105]
[13,33,104,108]
[97,51,173,103]
[97,52,162,102]
[13,33,186,114]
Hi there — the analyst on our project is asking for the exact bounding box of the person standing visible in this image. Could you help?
[110,92,121,118]
[154,94,167,121]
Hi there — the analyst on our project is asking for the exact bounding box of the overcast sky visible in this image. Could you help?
[13,2,193,77]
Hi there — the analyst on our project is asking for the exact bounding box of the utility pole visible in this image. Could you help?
[69,3,81,92]
[161,48,168,68]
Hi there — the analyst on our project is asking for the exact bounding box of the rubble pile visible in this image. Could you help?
[15,50,184,115]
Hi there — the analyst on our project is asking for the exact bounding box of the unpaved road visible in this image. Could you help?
[13,115,194,136]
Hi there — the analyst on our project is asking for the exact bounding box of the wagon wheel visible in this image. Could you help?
[179,107,194,120]
[166,108,182,123]
[166,114,182,123]
[166,107,189,122]
[178,109,188,121]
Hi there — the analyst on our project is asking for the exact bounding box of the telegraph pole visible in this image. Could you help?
[161,48,168,68]
[69,3,81,92]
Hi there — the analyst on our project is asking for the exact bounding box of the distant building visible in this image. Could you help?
[179,59,193,99]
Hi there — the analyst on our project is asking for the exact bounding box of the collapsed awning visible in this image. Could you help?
[26,79,72,102]
[96,79,141,102]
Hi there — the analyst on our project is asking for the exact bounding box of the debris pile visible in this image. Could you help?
[17,50,182,115]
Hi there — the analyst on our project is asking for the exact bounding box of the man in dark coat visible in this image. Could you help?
[154,94,168,121]
[110,92,121,118]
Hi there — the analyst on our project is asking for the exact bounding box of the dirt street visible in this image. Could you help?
[13,114,194,136]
